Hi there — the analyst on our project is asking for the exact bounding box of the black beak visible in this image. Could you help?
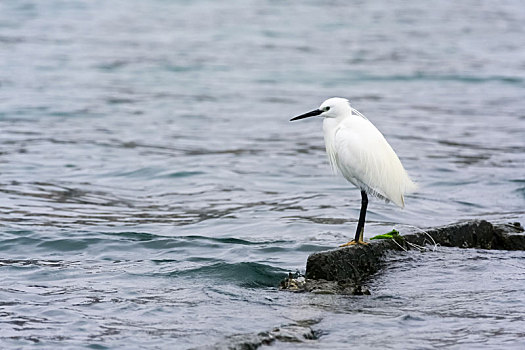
[290,109,323,121]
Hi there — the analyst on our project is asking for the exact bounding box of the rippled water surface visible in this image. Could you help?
[1,1,525,349]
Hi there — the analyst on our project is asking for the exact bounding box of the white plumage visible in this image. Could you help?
[321,98,417,208]
[291,97,416,245]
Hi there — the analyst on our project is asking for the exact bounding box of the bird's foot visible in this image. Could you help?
[339,239,368,247]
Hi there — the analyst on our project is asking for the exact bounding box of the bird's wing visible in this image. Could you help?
[333,118,414,208]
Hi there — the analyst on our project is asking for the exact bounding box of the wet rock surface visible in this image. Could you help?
[196,320,319,350]
[401,220,524,250]
[281,220,524,294]
[280,272,371,295]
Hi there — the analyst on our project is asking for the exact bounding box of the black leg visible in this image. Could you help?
[354,190,368,242]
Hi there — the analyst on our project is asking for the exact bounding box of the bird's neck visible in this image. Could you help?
[322,118,340,174]
[322,117,341,135]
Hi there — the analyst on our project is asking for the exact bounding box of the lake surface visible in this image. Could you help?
[1,1,524,349]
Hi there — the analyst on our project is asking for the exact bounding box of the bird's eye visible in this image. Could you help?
[324,107,331,111]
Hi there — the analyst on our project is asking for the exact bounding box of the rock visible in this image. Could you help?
[305,239,390,284]
[279,272,370,295]
[280,220,524,293]
[401,219,495,249]
[196,320,319,350]
[493,222,525,250]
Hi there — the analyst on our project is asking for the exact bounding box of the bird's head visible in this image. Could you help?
[290,97,351,121]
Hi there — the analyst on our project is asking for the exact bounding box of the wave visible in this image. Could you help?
[165,261,289,288]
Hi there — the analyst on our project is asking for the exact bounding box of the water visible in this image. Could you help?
[1,1,524,349]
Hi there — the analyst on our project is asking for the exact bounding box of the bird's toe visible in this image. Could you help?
[339,240,368,247]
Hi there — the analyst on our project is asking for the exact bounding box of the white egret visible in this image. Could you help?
[290,97,417,246]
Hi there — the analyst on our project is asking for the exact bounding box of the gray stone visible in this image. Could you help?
[195,320,319,350]
[280,220,524,294]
